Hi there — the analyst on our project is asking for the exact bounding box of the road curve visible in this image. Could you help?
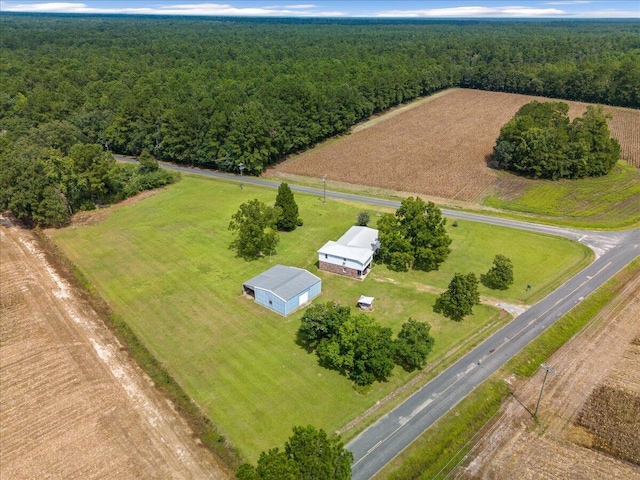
[114,155,640,479]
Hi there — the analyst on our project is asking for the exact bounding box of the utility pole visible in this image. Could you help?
[238,162,245,189]
[534,363,557,419]
[322,174,326,204]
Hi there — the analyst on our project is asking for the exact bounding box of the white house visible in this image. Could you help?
[318,226,379,279]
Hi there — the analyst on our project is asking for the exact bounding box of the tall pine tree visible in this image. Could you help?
[275,182,300,231]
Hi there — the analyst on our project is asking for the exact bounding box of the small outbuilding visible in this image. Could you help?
[318,226,379,279]
[243,265,321,316]
[357,295,375,311]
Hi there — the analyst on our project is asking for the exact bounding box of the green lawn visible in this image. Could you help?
[483,162,640,229]
[51,175,591,461]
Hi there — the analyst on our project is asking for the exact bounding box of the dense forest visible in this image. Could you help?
[1,15,639,181]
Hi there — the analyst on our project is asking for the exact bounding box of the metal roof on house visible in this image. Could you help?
[318,241,373,264]
[337,226,379,250]
[317,226,379,264]
[243,265,320,301]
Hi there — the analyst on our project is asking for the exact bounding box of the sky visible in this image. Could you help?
[1,1,639,18]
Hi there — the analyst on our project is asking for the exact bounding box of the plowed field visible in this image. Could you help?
[458,270,640,479]
[273,89,639,202]
[0,221,228,479]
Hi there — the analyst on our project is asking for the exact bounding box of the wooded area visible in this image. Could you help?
[1,14,638,177]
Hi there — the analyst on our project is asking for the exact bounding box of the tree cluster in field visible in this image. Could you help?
[435,255,514,321]
[1,15,638,177]
[493,101,621,179]
[228,183,300,259]
[0,127,178,227]
[299,302,435,386]
[236,425,352,480]
[376,197,451,272]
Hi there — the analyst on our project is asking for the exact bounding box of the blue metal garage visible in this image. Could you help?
[242,265,321,316]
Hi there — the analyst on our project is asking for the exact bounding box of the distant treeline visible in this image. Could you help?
[1,15,639,175]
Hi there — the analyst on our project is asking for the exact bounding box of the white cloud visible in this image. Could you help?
[0,1,344,16]
[376,6,568,17]
[545,1,592,4]
[263,4,318,8]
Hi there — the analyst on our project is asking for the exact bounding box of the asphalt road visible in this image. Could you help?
[115,155,640,478]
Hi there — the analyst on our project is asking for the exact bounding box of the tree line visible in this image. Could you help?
[0,127,178,227]
[1,14,638,178]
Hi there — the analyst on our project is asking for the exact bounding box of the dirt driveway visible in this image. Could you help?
[0,222,229,479]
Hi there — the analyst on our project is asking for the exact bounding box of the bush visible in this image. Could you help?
[356,211,370,226]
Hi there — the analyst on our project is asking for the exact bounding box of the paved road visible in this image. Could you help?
[115,155,640,478]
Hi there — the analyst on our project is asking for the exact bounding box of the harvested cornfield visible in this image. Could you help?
[460,270,640,479]
[577,384,640,465]
[273,89,639,201]
[607,107,640,168]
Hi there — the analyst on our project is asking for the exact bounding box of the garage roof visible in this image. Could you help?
[243,265,320,301]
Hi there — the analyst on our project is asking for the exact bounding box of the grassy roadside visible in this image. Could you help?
[32,228,243,471]
[482,163,640,230]
[265,162,640,231]
[375,256,640,480]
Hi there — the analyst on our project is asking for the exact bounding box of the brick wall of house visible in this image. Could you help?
[318,261,360,279]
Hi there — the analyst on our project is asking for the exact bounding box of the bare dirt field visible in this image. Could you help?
[458,271,640,479]
[272,89,639,202]
[0,221,229,479]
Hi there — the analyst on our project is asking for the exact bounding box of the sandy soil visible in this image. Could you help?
[272,89,639,202]
[458,271,640,479]
[0,222,229,479]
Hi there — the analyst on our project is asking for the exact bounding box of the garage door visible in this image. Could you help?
[299,291,309,306]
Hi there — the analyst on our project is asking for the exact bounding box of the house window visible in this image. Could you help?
[325,254,328,259]
[268,300,273,305]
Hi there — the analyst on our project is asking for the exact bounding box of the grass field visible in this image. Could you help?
[272,88,640,228]
[50,176,591,461]
[484,162,640,229]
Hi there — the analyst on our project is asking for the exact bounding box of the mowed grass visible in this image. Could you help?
[51,175,591,461]
[484,162,640,229]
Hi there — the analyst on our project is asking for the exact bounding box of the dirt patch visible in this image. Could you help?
[70,189,161,226]
[458,271,640,478]
[272,89,639,202]
[0,223,229,479]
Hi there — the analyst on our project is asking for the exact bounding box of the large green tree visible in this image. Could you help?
[434,273,481,322]
[229,199,281,259]
[299,302,395,386]
[482,254,514,290]
[394,318,435,372]
[377,197,451,272]
[237,425,352,480]
[274,182,300,231]
[298,302,351,350]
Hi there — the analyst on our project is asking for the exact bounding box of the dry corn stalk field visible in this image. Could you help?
[459,272,640,479]
[0,221,228,479]
[274,89,640,202]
